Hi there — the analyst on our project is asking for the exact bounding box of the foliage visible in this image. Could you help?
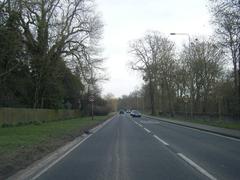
[126,31,238,119]
[210,0,240,116]
[0,115,111,179]
[0,0,106,110]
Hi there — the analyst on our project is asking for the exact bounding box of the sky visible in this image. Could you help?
[96,0,214,98]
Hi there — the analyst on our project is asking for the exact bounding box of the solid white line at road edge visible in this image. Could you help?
[144,127,151,133]
[153,135,169,146]
[32,134,92,180]
[177,153,217,180]
[31,117,114,180]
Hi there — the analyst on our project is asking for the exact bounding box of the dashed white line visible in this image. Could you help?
[143,127,151,133]
[133,117,217,180]
[177,153,217,180]
[153,135,169,146]
[133,121,143,127]
[134,121,138,125]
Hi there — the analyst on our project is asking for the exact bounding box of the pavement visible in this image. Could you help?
[10,114,240,180]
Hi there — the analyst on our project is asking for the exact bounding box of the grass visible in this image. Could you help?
[0,115,112,179]
[155,115,240,130]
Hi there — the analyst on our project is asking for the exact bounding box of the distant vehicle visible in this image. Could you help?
[126,110,131,113]
[119,110,124,114]
[130,110,141,117]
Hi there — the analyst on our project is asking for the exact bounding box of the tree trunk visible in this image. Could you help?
[165,81,174,117]
[190,76,194,119]
[238,47,240,119]
[149,78,155,115]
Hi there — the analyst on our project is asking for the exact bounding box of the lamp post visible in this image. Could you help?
[170,33,190,43]
[170,32,193,120]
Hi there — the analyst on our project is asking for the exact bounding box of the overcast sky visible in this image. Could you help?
[96,0,213,98]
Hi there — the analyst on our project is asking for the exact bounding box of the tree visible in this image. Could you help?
[104,93,117,112]
[179,38,225,114]
[9,0,103,108]
[0,1,32,107]
[129,31,175,115]
[0,0,104,109]
[210,0,240,114]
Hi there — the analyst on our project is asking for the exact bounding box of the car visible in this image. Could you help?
[119,110,124,114]
[130,110,141,117]
[126,110,131,113]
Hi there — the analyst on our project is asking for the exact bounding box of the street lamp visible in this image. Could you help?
[170,32,190,45]
[170,32,193,120]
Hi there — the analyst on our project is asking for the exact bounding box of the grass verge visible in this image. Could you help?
[154,115,240,130]
[0,115,113,179]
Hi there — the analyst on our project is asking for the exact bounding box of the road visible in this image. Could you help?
[36,114,240,180]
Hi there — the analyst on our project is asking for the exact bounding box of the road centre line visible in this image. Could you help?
[134,121,139,125]
[133,120,143,127]
[177,153,217,180]
[133,117,217,180]
[137,123,143,127]
[153,135,169,146]
[144,127,151,133]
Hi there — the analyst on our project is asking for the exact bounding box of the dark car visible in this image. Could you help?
[130,110,141,117]
[119,110,124,114]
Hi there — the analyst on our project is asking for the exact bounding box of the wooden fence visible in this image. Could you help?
[0,107,81,125]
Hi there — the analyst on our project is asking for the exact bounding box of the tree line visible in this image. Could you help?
[118,0,240,119]
[0,0,112,114]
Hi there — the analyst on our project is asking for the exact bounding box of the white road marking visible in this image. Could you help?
[134,121,138,125]
[177,153,217,180]
[32,134,92,180]
[144,128,151,133]
[31,117,114,180]
[133,120,143,127]
[146,116,240,142]
[153,135,169,146]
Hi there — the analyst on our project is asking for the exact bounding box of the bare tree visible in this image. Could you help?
[129,31,175,115]
[210,0,240,112]
[180,38,225,114]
